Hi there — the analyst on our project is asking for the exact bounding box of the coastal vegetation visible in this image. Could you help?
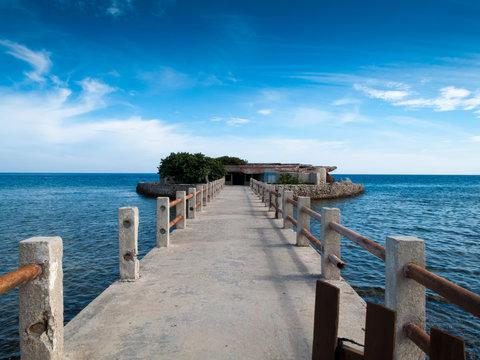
[275,173,301,184]
[158,152,247,183]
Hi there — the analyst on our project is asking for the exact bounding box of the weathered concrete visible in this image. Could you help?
[321,208,341,280]
[176,191,186,229]
[263,181,364,200]
[156,197,169,247]
[386,236,426,360]
[118,207,140,281]
[188,187,196,219]
[64,186,365,360]
[283,190,294,230]
[19,237,63,360]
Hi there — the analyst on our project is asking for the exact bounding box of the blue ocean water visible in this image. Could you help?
[0,173,478,358]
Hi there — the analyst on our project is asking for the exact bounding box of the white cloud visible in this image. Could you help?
[257,109,272,115]
[354,84,410,101]
[0,40,52,82]
[395,86,480,112]
[332,98,362,106]
[211,117,223,122]
[471,136,480,142]
[226,117,250,126]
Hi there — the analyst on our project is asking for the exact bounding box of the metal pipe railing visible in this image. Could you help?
[195,201,201,208]
[286,215,297,227]
[301,228,322,250]
[169,214,183,229]
[404,262,480,318]
[0,264,42,296]
[169,197,183,208]
[300,206,322,223]
[328,254,347,269]
[329,221,386,261]
[185,193,194,200]
[286,198,298,207]
[196,190,201,195]
[270,201,276,209]
[403,323,430,355]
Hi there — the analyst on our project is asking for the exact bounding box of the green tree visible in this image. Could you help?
[158,152,228,183]
[216,156,248,166]
[275,173,300,184]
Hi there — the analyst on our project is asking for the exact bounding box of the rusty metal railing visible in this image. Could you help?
[403,323,431,355]
[286,197,298,207]
[169,214,183,229]
[300,205,322,222]
[185,193,194,200]
[404,262,480,318]
[196,190,201,195]
[329,221,386,261]
[195,201,201,208]
[169,197,183,208]
[301,228,322,250]
[286,215,297,227]
[0,264,42,296]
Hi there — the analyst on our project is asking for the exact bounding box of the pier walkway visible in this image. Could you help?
[63,186,365,360]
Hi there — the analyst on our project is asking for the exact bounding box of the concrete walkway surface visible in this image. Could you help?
[64,186,365,360]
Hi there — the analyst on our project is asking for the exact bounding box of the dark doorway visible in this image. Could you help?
[232,172,245,185]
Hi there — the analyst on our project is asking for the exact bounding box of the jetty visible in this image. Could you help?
[1,177,479,359]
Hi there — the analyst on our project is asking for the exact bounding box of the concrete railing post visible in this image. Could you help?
[202,185,207,206]
[321,208,341,280]
[176,191,186,229]
[283,190,294,229]
[266,184,272,208]
[196,185,203,212]
[188,187,196,219]
[385,236,426,360]
[274,186,280,219]
[296,197,310,247]
[19,236,63,360]
[276,187,283,219]
[156,197,170,247]
[118,207,140,280]
[207,183,212,202]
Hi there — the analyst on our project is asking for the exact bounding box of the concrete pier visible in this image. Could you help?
[64,186,365,360]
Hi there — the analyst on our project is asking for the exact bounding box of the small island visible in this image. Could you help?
[137,152,364,199]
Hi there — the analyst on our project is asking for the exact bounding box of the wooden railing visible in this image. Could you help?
[250,178,477,359]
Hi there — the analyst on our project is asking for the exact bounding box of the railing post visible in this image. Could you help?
[283,190,294,229]
[19,237,63,360]
[277,187,283,219]
[266,184,272,208]
[321,208,341,280]
[274,186,280,219]
[207,183,212,202]
[250,178,253,191]
[156,197,169,247]
[188,187,196,219]
[176,191,186,229]
[196,184,203,212]
[202,185,207,206]
[296,196,310,247]
[118,207,139,280]
[385,236,426,360]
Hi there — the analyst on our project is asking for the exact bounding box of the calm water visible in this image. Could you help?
[0,174,478,358]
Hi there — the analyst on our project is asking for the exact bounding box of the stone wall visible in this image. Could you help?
[276,180,364,199]
[136,182,198,198]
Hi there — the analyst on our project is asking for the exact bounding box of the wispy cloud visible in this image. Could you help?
[226,117,250,126]
[471,136,480,142]
[0,40,52,82]
[332,98,362,106]
[354,84,411,101]
[257,109,272,115]
[395,86,480,113]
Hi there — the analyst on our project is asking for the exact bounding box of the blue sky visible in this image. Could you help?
[1,0,480,174]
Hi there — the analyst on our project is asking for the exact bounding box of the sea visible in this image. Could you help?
[0,173,478,359]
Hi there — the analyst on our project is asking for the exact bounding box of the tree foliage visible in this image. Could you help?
[158,152,228,183]
[216,156,248,166]
[275,173,300,184]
